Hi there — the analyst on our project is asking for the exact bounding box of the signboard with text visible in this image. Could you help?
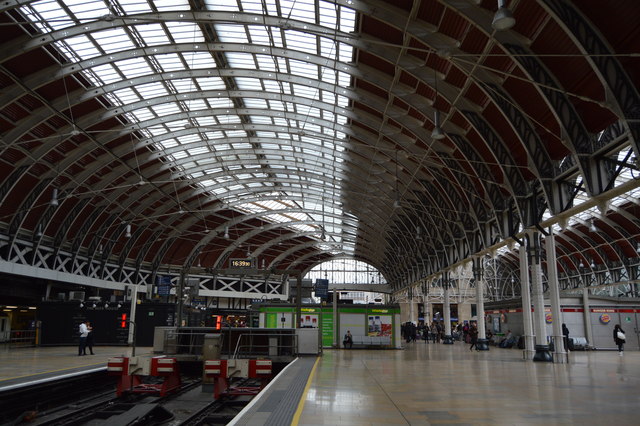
[315,278,329,298]
[229,258,254,268]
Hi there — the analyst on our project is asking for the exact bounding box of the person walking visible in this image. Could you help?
[85,321,95,355]
[562,323,570,352]
[78,320,88,356]
[613,324,625,355]
[469,324,479,351]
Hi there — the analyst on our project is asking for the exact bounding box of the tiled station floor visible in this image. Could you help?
[296,342,639,425]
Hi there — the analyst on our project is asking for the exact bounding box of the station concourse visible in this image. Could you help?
[1,0,640,425]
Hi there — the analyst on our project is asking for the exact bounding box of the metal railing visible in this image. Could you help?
[230,329,297,359]
[2,330,37,347]
[160,327,297,358]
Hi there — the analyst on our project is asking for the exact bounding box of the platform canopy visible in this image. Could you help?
[0,0,639,292]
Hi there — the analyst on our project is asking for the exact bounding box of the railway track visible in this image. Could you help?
[4,372,263,425]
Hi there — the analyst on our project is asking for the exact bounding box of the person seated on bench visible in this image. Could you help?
[343,330,353,349]
[499,330,516,348]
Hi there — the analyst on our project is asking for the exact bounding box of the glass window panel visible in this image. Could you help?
[154,53,185,71]
[211,143,231,150]
[131,108,155,122]
[24,1,71,31]
[226,52,256,68]
[165,22,205,43]
[113,87,140,104]
[251,117,273,125]
[204,0,239,12]
[135,24,170,46]
[120,0,153,14]
[136,82,169,98]
[207,98,235,108]
[92,28,135,54]
[170,78,197,92]
[104,92,123,106]
[151,103,182,117]
[182,51,217,69]
[290,61,318,79]
[62,35,101,60]
[215,24,250,43]
[177,133,201,144]
[114,57,153,78]
[156,0,192,12]
[284,31,317,54]
[173,150,189,159]
[188,147,209,155]
[232,142,253,149]
[255,55,277,70]
[243,98,268,108]
[262,80,282,93]
[217,114,242,124]
[196,77,225,90]
[205,132,225,140]
[235,77,263,90]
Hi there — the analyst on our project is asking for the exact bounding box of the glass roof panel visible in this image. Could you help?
[19,0,357,252]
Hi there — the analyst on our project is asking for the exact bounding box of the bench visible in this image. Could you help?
[349,335,391,349]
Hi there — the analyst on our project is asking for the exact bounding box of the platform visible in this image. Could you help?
[0,345,152,390]
[234,342,639,425]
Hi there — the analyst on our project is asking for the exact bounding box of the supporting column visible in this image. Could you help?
[296,274,302,329]
[528,230,552,362]
[546,228,567,363]
[128,284,138,346]
[409,289,415,325]
[333,289,338,348]
[473,257,489,350]
[442,272,454,344]
[582,288,594,348]
[519,244,535,359]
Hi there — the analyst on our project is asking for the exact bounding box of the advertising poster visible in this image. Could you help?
[368,315,392,337]
[321,312,334,347]
[301,314,319,328]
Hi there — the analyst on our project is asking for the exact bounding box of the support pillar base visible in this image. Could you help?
[442,335,454,344]
[475,338,490,351]
[533,344,553,362]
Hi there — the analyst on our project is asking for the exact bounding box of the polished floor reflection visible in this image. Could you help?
[297,342,639,425]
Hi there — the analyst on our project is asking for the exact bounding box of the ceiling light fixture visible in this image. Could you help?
[589,219,597,233]
[35,224,43,238]
[431,110,445,140]
[50,188,59,207]
[224,226,230,239]
[492,0,516,31]
[125,224,132,238]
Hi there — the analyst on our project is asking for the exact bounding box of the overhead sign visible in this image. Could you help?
[156,275,172,296]
[315,279,329,298]
[229,258,253,268]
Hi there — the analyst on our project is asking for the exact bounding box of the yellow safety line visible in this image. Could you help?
[0,363,104,382]
[291,356,320,426]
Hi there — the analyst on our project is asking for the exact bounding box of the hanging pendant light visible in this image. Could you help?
[431,110,445,140]
[125,223,132,238]
[224,226,230,239]
[50,188,59,207]
[492,0,516,31]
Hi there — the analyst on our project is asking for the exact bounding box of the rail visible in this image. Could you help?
[1,330,37,347]
[231,329,297,359]
[160,327,297,358]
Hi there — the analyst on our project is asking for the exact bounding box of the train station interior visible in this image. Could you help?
[1,0,639,424]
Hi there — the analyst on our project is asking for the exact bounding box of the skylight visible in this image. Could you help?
[19,0,356,252]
